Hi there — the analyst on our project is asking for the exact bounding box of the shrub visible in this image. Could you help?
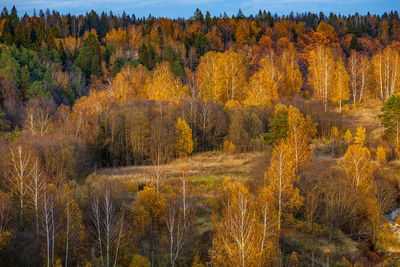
[223,140,236,154]
[376,146,387,164]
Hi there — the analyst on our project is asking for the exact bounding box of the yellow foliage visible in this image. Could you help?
[371,46,400,100]
[331,57,350,110]
[223,140,236,154]
[340,143,374,193]
[175,118,194,157]
[331,126,340,140]
[214,49,249,103]
[62,36,82,57]
[196,51,219,101]
[112,65,149,101]
[206,26,224,51]
[245,66,279,106]
[307,45,335,111]
[265,141,301,231]
[127,180,139,193]
[211,180,276,266]
[133,185,166,235]
[129,254,150,267]
[83,29,98,40]
[313,22,338,46]
[191,253,205,267]
[288,251,299,266]
[55,258,62,267]
[69,89,110,143]
[287,105,317,172]
[197,49,248,103]
[106,28,128,47]
[344,129,353,144]
[376,145,387,164]
[145,62,189,101]
[127,25,143,50]
[223,100,242,111]
[354,126,366,146]
[376,224,400,253]
[278,48,303,98]
[235,19,261,46]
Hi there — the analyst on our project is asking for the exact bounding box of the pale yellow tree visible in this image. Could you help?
[105,28,128,57]
[348,51,370,104]
[287,106,317,173]
[278,47,303,98]
[196,51,219,102]
[4,145,34,225]
[252,48,302,99]
[245,67,279,106]
[265,141,301,232]
[111,65,149,101]
[340,126,374,193]
[211,180,276,267]
[24,106,52,136]
[354,125,366,146]
[69,89,110,143]
[214,49,249,103]
[358,56,371,103]
[307,45,335,111]
[371,46,400,101]
[175,118,194,157]
[332,57,350,110]
[127,25,143,51]
[344,129,353,145]
[339,127,379,237]
[145,62,189,101]
[376,146,387,165]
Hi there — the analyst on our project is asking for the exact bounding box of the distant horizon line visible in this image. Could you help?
[2,5,399,19]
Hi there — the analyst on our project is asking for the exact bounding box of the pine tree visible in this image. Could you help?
[264,104,288,144]
[379,95,400,154]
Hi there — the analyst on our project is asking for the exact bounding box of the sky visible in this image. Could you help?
[3,0,400,18]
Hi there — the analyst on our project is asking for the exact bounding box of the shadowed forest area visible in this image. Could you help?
[2,5,400,266]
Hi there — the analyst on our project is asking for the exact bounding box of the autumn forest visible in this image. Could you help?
[1,5,400,266]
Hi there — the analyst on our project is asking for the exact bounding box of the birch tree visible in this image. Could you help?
[348,51,370,104]
[90,188,125,267]
[372,46,400,101]
[41,184,57,267]
[348,50,360,104]
[332,57,350,110]
[211,180,276,266]
[62,185,85,267]
[165,173,192,266]
[4,145,34,225]
[307,45,335,111]
[339,126,374,193]
[265,141,301,232]
[287,106,316,173]
[24,106,52,136]
[27,158,46,238]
